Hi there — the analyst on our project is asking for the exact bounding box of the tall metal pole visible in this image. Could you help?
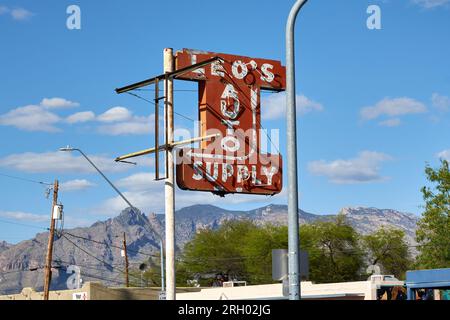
[123,232,129,287]
[43,179,59,300]
[164,48,176,300]
[286,0,308,300]
[160,239,165,292]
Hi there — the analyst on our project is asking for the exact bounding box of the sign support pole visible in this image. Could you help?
[164,48,176,300]
[286,0,308,300]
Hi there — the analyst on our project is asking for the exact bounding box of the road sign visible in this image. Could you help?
[159,291,166,300]
[272,249,309,282]
[175,49,286,195]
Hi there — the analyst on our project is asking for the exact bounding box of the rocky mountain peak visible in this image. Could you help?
[115,207,148,226]
[339,206,417,219]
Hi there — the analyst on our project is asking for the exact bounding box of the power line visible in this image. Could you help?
[0,218,49,231]
[133,88,198,92]
[60,234,118,270]
[62,231,160,258]
[0,172,52,186]
[127,86,281,154]
[60,234,142,283]
[52,263,127,285]
[219,64,281,154]
[126,91,197,123]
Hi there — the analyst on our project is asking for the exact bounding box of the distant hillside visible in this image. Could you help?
[0,208,164,295]
[160,204,322,246]
[0,204,419,295]
[156,204,418,248]
[0,241,11,254]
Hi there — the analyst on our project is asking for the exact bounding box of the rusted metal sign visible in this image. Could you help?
[175,49,286,196]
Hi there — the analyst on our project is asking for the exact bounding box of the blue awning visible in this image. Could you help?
[406,268,450,289]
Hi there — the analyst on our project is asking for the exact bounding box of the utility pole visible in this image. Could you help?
[43,179,59,300]
[286,0,309,300]
[123,232,129,287]
[164,47,176,300]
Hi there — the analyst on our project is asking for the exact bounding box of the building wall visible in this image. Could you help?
[0,282,200,300]
[176,281,403,300]
[0,279,405,300]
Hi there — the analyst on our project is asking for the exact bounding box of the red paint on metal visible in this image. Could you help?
[175,49,286,195]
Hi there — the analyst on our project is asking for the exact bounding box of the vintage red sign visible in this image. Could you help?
[175,49,286,196]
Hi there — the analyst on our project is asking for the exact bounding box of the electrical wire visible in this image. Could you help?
[59,234,142,283]
[0,218,49,231]
[133,88,198,92]
[126,91,197,123]
[126,73,281,154]
[0,172,52,186]
[62,231,160,258]
[60,234,119,270]
[219,63,281,154]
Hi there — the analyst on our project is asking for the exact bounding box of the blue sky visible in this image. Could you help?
[0,0,449,243]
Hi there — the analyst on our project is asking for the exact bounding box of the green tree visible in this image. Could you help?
[241,224,288,284]
[362,227,412,279]
[416,160,450,269]
[181,216,367,285]
[181,219,258,283]
[300,215,364,283]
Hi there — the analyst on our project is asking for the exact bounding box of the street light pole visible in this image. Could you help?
[286,0,309,300]
[59,147,133,209]
[59,146,165,293]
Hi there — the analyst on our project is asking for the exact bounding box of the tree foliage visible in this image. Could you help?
[181,220,257,282]
[300,215,364,283]
[362,227,412,279]
[416,160,450,269]
[179,216,389,285]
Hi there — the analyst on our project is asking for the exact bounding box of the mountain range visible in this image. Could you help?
[0,204,420,295]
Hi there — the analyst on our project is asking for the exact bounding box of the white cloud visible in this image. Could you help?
[64,106,153,135]
[379,118,401,127]
[0,210,91,227]
[360,97,427,121]
[0,97,80,132]
[0,6,34,21]
[0,211,48,223]
[97,115,154,136]
[0,105,61,132]
[261,93,323,120]
[66,111,96,124]
[116,172,160,191]
[1,99,153,135]
[10,8,34,21]
[412,0,450,8]
[308,151,392,184]
[97,107,132,123]
[431,93,450,112]
[60,179,96,192]
[437,149,450,161]
[40,97,79,109]
[0,151,151,174]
